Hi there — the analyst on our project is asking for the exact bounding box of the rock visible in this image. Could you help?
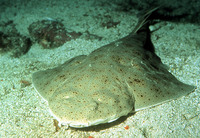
[0,21,32,58]
[28,20,82,49]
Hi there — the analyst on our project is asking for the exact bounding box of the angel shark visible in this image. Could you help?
[32,8,196,128]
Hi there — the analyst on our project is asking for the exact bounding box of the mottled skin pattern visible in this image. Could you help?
[32,10,195,128]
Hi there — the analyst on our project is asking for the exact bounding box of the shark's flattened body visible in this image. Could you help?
[32,9,196,128]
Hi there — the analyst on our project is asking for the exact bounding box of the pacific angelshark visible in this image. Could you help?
[32,8,196,128]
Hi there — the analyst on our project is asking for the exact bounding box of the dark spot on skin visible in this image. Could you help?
[59,75,65,78]
[134,79,141,83]
[115,77,119,81]
[73,92,78,94]
[155,88,160,92]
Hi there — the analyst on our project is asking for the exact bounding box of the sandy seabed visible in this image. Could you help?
[0,0,200,137]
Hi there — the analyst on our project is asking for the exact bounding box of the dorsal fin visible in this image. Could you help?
[126,7,160,53]
[133,6,160,33]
